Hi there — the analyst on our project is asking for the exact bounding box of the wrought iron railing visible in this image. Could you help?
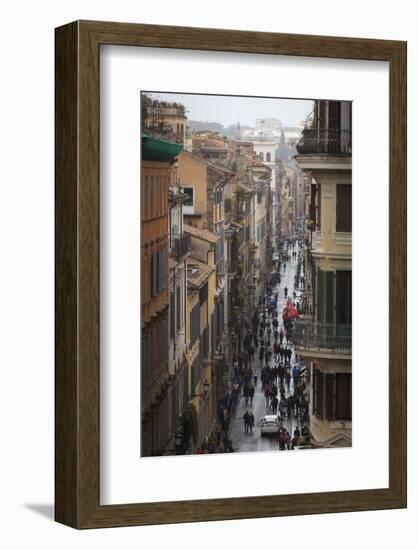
[292,317,351,352]
[172,233,190,260]
[296,128,352,156]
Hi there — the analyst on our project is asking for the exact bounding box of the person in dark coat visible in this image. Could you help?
[249,384,255,405]
[243,384,249,405]
[243,411,250,433]
[248,411,255,433]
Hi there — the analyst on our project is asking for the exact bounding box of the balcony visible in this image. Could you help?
[292,317,351,353]
[296,128,352,156]
[172,233,190,260]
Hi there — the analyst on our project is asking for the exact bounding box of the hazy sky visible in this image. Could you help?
[146,92,314,128]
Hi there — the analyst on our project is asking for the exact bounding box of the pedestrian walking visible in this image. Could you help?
[249,384,255,405]
[264,385,271,408]
[243,411,250,434]
[248,411,255,434]
[285,368,291,391]
[279,428,287,450]
[243,384,249,405]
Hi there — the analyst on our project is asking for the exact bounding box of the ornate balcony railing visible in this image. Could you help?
[296,128,352,156]
[292,317,351,352]
[172,233,190,260]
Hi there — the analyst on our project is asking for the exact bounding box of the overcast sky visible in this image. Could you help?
[145,92,314,128]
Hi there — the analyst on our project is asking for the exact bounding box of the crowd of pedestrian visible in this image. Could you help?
[208,238,311,453]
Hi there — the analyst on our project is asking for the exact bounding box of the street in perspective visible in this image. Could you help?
[141,92,352,457]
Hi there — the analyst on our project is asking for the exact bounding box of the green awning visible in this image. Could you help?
[141,133,183,162]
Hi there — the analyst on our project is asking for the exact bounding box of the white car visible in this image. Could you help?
[260,415,281,435]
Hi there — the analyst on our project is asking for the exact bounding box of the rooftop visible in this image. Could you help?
[183,224,220,244]
[186,257,215,289]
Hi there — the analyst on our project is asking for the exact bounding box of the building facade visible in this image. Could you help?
[293,99,352,448]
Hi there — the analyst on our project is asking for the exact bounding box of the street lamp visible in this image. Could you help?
[189,379,210,400]
[174,429,183,455]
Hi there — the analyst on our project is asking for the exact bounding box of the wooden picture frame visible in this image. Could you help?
[55,20,407,528]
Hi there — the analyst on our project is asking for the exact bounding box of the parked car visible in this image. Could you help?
[260,415,281,435]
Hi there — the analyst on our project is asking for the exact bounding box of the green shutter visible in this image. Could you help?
[325,271,335,324]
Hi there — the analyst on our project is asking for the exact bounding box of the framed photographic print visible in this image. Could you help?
[55,20,406,528]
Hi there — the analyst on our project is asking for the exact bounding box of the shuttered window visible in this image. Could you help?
[316,270,324,322]
[190,302,200,347]
[211,310,217,352]
[310,184,317,225]
[176,285,181,332]
[152,254,158,296]
[316,270,335,324]
[328,101,341,129]
[336,184,352,232]
[157,252,163,292]
[336,271,352,324]
[325,373,335,420]
[335,373,352,420]
[170,291,175,340]
[199,283,208,306]
[151,249,167,297]
[191,352,202,393]
[316,183,321,230]
[314,370,324,418]
[325,271,335,324]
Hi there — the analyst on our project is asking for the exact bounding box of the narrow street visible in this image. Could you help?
[228,241,308,452]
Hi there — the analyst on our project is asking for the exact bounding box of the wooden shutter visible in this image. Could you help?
[316,183,321,230]
[317,101,326,129]
[190,303,200,346]
[316,370,324,418]
[325,373,335,420]
[161,250,167,290]
[152,254,157,296]
[310,184,317,225]
[328,101,341,129]
[336,271,352,325]
[336,184,352,232]
[176,285,181,332]
[325,271,335,324]
[170,291,175,340]
[336,373,352,420]
[313,368,318,413]
[316,270,324,323]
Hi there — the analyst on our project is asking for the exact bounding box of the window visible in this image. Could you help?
[325,373,335,420]
[190,302,200,346]
[316,183,321,230]
[336,271,352,324]
[176,285,181,331]
[258,152,264,161]
[170,291,175,340]
[151,249,167,297]
[336,184,352,232]
[335,373,352,420]
[313,369,324,417]
[266,152,271,162]
[310,183,317,226]
[182,187,194,206]
[316,270,334,324]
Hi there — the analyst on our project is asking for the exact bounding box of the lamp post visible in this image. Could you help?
[174,430,183,455]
